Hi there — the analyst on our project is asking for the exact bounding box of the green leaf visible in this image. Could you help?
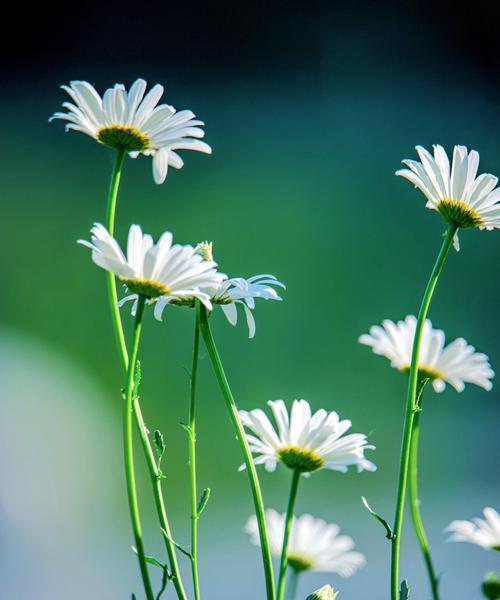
[362,496,394,540]
[131,546,164,570]
[400,580,410,600]
[133,361,142,398]
[154,430,165,459]
[179,422,194,441]
[197,488,211,517]
[156,566,170,600]
[160,529,193,560]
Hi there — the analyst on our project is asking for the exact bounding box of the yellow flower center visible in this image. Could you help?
[401,364,445,381]
[121,277,169,299]
[278,445,324,473]
[436,198,484,229]
[97,125,151,152]
[288,554,314,572]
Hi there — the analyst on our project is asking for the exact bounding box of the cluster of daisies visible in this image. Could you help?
[52,78,500,598]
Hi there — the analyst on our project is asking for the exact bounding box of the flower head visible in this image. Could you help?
[306,586,339,600]
[396,145,500,249]
[245,510,365,577]
[51,79,211,183]
[359,315,494,393]
[239,399,376,474]
[154,241,285,336]
[79,224,225,311]
[446,507,500,551]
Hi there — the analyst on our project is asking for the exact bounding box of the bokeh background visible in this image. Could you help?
[2,1,500,598]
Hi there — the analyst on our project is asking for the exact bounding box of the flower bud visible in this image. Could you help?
[195,241,214,262]
[482,571,500,599]
[306,584,338,600]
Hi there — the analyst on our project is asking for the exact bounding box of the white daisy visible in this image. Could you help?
[153,241,285,336]
[446,507,500,551]
[245,510,366,577]
[397,145,500,249]
[78,224,225,311]
[50,78,211,183]
[239,399,376,474]
[359,315,494,393]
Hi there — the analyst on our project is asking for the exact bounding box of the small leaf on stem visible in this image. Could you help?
[362,496,394,539]
[400,580,410,599]
[197,488,211,517]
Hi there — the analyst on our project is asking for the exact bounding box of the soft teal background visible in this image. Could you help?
[2,6,500,599]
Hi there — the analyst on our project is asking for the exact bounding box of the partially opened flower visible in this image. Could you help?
[396,144,500,249]
[153,241,285,336]
[359,315,494,393]
[79,224,225,311]
[239,399,376,474]
[245,510,365,577]
[446,507,500,551]
[51,79,211,183]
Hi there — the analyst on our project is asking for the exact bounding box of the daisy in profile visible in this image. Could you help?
[359,315,494,393]
[245,510,366,577]
[396,145,500,249]
[239,399,376,474]
[153,241,285,337]
[79,223,225,312]
[51,78,211,183]
[446,507,500,551]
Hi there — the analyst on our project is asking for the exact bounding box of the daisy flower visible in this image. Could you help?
[153,241,285,337]
[51,78,211,183]
[245,510,366,577]
[359,315,494,393]
[446,507,500,551]
[239,399,376,474]
[306,586,339,600]
[78,224,225,311]
[396,145,500,249]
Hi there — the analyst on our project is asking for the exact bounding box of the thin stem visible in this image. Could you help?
[277,470,301,600]
[285,569,299,600]
[105,147,129,366]
[408,390,439,600]
[199,307,276,600]
[188,301,202,600]
[123,296,155,600]
[133,399,188,600]
[103,149,187,600]
[390,225,457,600]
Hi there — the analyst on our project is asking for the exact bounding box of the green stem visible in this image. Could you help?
[285,569,299,600]
[105,147,129,365]
[104,148,187,600]
[390,225,457,600]
[123,296,155,600]
[199,307,276,600]
[188,301,202,600]
[277,470,301,600]
[408,389,439,600]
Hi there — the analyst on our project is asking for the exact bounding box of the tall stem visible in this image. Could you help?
[199,307,276,600]
[105,147,128,365]
[390,225,457,599]
[123,296,155,600]
[408,391,439,600]
[277,470,301,600]
[104,149,187,600]
[188,302,202,600]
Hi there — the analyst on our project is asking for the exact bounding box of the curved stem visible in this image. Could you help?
[104,149,187,600]
[277,470,301,600]
[390,225,457,600]
[105,147,129,366]
[188,301,202,600]
[285,569,299,600]
[123,296,155,600]
[199,307,276,600]
[408,392,439,600]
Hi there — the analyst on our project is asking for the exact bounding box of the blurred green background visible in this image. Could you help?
[2,1,500,598]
